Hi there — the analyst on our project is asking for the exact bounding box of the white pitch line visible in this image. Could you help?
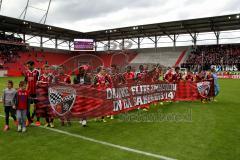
[0,114,177,160]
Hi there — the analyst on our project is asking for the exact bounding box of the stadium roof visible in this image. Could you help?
[0,15,89,41]
[87,13,240,41]
[0,13,240,42]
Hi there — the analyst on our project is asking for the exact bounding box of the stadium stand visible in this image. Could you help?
[130,46,188,67]
[0,46,138,76]
[0,32,23,43]
[4,51,73,76]
[0,33,26,72]
[2,43,240,77]
[181,44,240,71]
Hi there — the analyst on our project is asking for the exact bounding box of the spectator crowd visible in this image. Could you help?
[181,45,240,71]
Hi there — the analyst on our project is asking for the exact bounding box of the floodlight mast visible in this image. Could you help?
[19,0,52,24]
[43,0,52,24]
[19,0,30,20]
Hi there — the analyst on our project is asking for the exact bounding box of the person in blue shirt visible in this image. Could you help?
[211,67,220,100]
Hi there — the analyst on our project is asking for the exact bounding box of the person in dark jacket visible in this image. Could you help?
[74,66,92,127]
[73,65,92,85]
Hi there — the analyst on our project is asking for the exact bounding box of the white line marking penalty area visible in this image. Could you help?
[0,114,177,160]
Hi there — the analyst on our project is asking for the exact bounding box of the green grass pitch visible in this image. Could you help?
[0,77,239,160]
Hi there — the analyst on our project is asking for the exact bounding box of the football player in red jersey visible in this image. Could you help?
[195,70,204,82]
[123,66,135,84]
[195,70,208,103]
[110,64,124,86]
[93,67,112,90]
[164,68,174,83]
[107,64,125,120]
[185,68,194,82]
[54,65,72,126]
[37,64,54,128]
[152,65,164,105]
[205,71,213,81]
[172,67,182,83]
[93,67,112,122]
[54,66,71,84]
[24,61,40,126]
[39,65,53,83]
[136,65,147,83]
[205,70,215,102]
[152,65,163,82]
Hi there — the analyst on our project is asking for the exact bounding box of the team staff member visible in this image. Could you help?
[74,66,92,127]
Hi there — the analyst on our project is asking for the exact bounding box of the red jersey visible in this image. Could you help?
[206,74,213,80]
[38,74,53,87]
[185,74,194,82]
[17,89,29,110]
[164,72,174,83]
[151,71,162,83]
[25,69,39,95]
[172,73,182,83]
[95,74,112,89]
[123,72,135,84]
[136,71,147,82]
[39,74,53,83]
[111,73,123,86]
[195,74,203,82]
[55,74,71,84]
